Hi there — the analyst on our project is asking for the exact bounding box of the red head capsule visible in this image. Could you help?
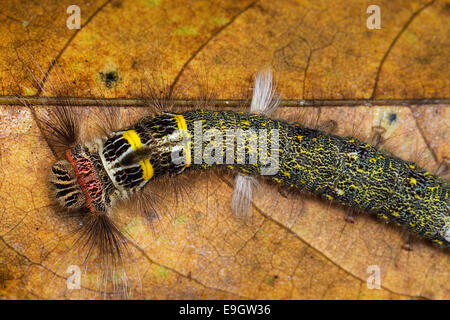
[49,144,110,213]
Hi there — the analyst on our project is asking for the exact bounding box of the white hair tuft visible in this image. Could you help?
[231,175,259,219]
[249,68,280,115]
[231,68,280,218]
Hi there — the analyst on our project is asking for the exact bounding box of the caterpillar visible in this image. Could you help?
[47,70,450,256]
[1,0,449,301]
[2,68,449,299]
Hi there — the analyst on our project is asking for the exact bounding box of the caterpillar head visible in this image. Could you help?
[49,159,86,211]
[49,147,128,266]
[49,145,111,213]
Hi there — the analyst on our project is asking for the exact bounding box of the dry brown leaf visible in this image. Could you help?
[0,0,448,299]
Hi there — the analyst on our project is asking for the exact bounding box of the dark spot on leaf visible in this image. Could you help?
[131,60,140,69]
[388,113,397,124]
[99,71,120,89]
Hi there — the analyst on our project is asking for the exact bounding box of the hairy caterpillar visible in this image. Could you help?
[24,67,442,284]
[46,70,450,257]
[0,0,449,301]
[1,65,449,299]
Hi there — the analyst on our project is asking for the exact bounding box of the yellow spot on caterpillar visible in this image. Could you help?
[122,130,142,150]
[173,114,191,167]
[409,164,415,169]
[140,159,154,181]
[428,185,440,191]
[282,170,291,177]
[297,135,303,141]
[325,195,333,200]
[273,177,282,183]
[346,138,355,143]
[409,178,417,185]
[369,158,376,163]
[392,211,400,217]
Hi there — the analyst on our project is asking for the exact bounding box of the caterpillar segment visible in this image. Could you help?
[232,69,279,218]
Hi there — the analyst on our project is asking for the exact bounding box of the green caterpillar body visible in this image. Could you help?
[179,109,450,247]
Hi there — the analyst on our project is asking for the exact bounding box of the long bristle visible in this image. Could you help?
[32,105,81,157]
[250,68,280,115]
[74,212,129,266]
[231,175,259,219]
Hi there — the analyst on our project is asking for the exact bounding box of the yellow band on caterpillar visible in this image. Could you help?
[173,114,187,131]
[140,159,154,181]
[173,114,191,167]
[122,130,143,150]
[123,130,153,180]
